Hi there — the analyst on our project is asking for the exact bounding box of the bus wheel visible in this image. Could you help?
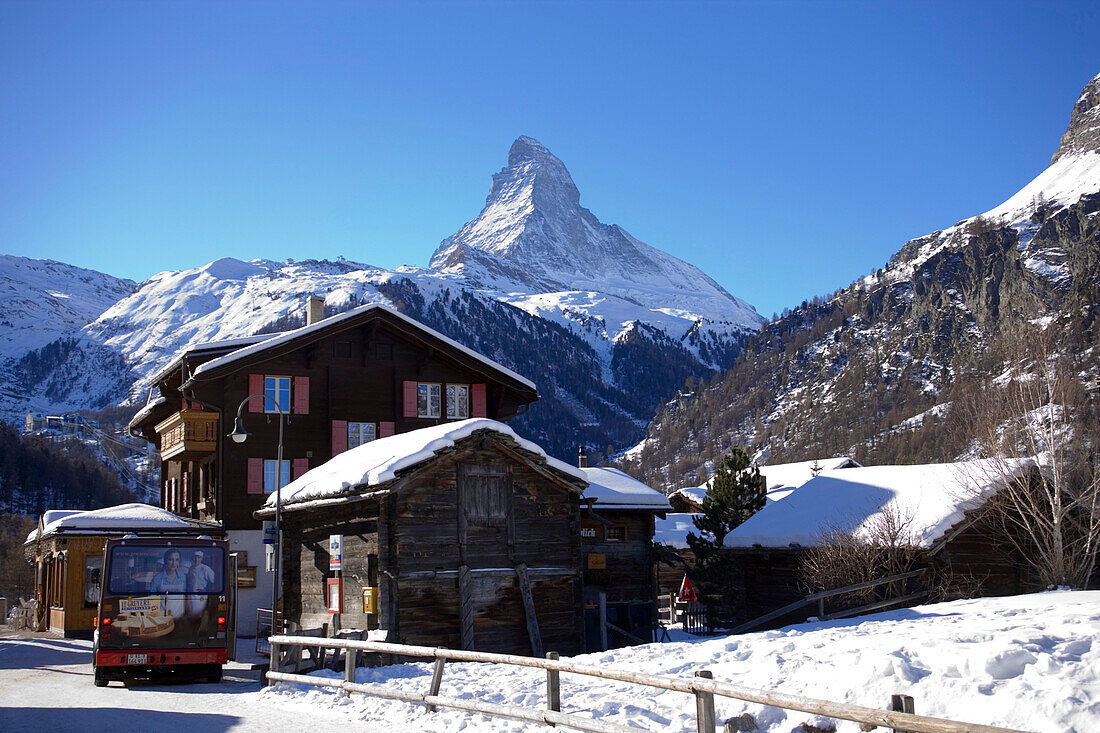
[93,667,109,687]
[207,665,222,684]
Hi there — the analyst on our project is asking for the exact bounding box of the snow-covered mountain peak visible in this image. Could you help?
[430,137,763,328]
[1051,72,1100,164]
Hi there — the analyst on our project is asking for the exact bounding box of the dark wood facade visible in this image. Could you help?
[266,429,586,657]
[580,509,657,605]
[129,304,540,531]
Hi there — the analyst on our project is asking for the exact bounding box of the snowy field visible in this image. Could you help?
[2,590,1097,732]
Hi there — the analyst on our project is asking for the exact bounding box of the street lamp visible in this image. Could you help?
[229,392,287,636]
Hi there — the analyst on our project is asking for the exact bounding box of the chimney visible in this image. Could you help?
[577,446,587,468]
[306,296,325,325]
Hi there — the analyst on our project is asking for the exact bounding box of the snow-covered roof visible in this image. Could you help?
[26,503,218,544]
[265,418,585,510]
[127,395,168,433]
[147,334,272,387]
[668,457,861,508]
[191,303,536,391]
[724,458,1037,550]
[579,467,671,511]
[653,512,698,549]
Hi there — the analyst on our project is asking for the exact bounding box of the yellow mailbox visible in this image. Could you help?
[362,586,379,614]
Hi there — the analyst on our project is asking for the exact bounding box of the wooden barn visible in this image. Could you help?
[721,458,1041,632]
[255,419,588,657]
[576,460,671,648]
[23,504,222,638]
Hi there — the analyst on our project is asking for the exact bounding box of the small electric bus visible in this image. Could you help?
[93,535,233,686]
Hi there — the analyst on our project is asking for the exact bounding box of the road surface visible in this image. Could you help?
[0,627,392,732]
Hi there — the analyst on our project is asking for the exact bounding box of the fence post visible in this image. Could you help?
[546,651,561,715]
[890,694,915,733]
[598,592,608,651]
[343,643,356,697]
[695,670,715,733]
[426,657,447,712]
[268,640,280,687]
[668,593,676,625]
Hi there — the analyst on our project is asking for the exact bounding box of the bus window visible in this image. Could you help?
[106,545,225,596]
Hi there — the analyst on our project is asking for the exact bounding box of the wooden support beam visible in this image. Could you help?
[515,563,543,658]
[458,564,474,651]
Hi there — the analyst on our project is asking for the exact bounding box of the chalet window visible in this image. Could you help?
[462,464,508,523]
[417,383,441,418]
[334,340,352,358]
[376,343,393,361]
[263,459,291,494]
[606,526,626,542]
[264,376,291,413]
[348,422,377,448]
[446,384,469,419]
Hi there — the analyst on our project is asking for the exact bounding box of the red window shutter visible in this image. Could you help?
[472,383,487,418]
[247,458,264,494]
[403,381,417,418]
[379,421,394,438]
[248,374,264,413]
[331,420,348,457]
[292,458,309,480]
[293,376,309,414]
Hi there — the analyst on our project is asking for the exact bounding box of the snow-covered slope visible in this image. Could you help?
[252,590,1100,733]
[0,255,134,359]
[2,138,762,457]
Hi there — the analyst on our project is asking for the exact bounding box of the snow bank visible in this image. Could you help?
[725,458,1035,549]
[580,467,671,511]
[261,590,1100,732]
[267,419,585,508]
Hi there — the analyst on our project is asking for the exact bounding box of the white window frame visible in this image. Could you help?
[263,459,291,494]
[348,422,377,449]
[446,384,469,419]
[264,376,291,414]
[417,382,441,418]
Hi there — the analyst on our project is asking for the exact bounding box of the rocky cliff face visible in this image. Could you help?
[626,73,1100,489]
[1052,72,1100,164]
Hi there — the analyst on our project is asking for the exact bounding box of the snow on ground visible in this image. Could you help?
[3,591,1097,732]
[258,591,1099,732]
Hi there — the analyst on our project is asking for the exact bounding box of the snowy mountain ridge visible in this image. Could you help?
[2,138,762,459]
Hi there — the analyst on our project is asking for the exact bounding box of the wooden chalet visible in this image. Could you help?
[23,504,222,638]
[722,459,1041,632]
[127,298,539,634]
[254,420,587,657]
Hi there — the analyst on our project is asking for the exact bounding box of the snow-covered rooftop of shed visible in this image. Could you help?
[653,512,698,549]
[27,503,214,544]
[669,457,860,507]
[192,303,536,390]
[580,467,671,511]
[724,458,1036,550]
[267,419,585,508]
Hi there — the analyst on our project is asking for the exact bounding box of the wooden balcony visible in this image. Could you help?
[155,409,219,461]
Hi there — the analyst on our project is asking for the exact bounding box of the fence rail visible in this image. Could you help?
[267,634,1027,733]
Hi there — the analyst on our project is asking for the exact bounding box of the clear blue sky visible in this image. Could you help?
[2,1,1098,317]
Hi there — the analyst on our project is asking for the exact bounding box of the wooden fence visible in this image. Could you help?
[266,634,1028,733]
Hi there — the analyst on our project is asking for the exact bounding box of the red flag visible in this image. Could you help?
[677,575,697,603]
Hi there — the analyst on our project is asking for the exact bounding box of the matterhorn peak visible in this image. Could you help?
[429,137,762,328]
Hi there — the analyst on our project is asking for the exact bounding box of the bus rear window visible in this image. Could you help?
[106,545,225,596]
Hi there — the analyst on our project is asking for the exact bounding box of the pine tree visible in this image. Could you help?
[686,446,766,626]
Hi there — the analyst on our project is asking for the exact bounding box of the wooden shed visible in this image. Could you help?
[722,458,1041,631]
[23,504,223,638]
[256,419,588,657]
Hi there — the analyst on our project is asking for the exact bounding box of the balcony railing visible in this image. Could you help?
[155,409,219,461]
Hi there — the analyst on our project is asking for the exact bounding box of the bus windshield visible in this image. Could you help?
[106,545,226,596]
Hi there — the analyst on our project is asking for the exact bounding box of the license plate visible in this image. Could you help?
[127,654,148,665]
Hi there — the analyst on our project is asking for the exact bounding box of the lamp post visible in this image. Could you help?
[228,393,286,635]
